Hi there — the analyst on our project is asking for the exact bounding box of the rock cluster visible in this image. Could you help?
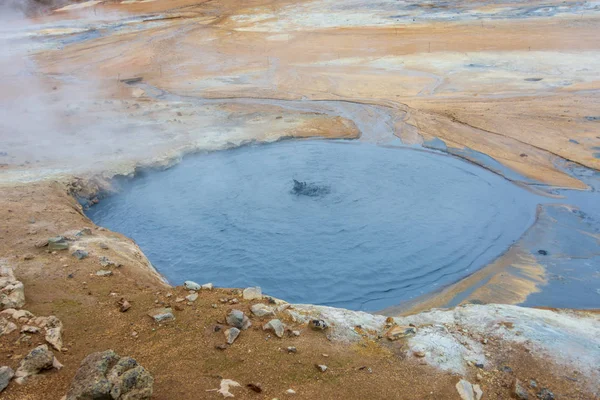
[65,350,153,400]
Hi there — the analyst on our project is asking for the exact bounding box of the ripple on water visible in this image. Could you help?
[86,141,538,311]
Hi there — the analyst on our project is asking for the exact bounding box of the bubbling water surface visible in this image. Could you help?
[86,141,538,310]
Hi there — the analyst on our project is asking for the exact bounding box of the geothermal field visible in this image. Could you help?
[1,0,600,399]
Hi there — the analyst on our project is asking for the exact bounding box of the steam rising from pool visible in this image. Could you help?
[87,141,538,310]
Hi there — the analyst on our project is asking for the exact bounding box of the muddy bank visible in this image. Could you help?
[1,180,599,400]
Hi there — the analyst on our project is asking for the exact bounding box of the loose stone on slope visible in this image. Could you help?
[250,303,275,318]
[242,286,262,300]
[263,319,285,338]
[72,250,88,260]
[48,236,69,251]
[309,319,328,331]
[147,308,175,323]
[0,366,13,393]
[0,266,25,310]
[225,328,240,344]
[513,378,529,400]
[15,344,62,384]
[183,281,201,291]
[226,310,251,330]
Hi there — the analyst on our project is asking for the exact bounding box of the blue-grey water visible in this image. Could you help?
[86,140,540,311]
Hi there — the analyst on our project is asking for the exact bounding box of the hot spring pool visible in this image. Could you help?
[86,141,539,310]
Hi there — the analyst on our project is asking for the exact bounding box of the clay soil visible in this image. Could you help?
[1,182,597,399]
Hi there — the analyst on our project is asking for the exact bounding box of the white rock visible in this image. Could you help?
[243,287,262,300]
[456,379,475,400]
[211,379,240,398]
[473,384,483,400]
[316,364,328,372]
[184,281,201,291]
[251,303,275,317]
[185,293,198,302]
[201,283,214,290]
[285,389,296,395]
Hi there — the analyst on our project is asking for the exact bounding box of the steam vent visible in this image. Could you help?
[0,0,599,399]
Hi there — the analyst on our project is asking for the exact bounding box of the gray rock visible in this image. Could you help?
[147,308,174,323]
[72,250,88,260]
[75,228,93,237]
[45,315,64,351]
[0,366,14,392]
[99,256,117,268]
[537,388,555,400]
[0,266,25,310]
[15,345,60,383]
[0,317,17,336]
[529,380,538,389]
[65,350,153,400]
[183,281,201,291]
[48,236,69,251]
[316,364,328,372]
[250,303,275,318]
[263,319,285,338]
[242,286,262,300]
[513,379,529,400]
[225,328,240,344]
[226,310,251,330]
[96,270,113,277]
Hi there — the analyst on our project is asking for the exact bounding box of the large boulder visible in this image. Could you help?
[65,350,153,400]
[0,266,25,310]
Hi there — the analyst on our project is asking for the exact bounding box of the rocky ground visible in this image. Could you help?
[1,180,599,399]
[1,0,600,398]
